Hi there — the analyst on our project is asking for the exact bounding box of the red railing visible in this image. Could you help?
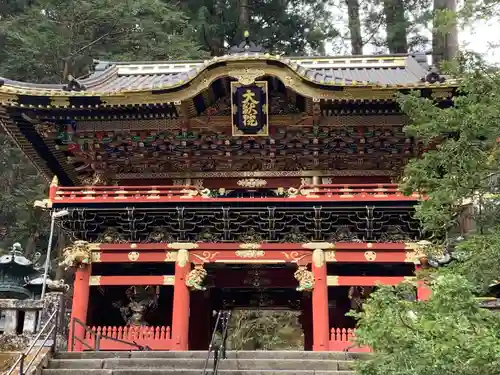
[51,183,421,204]
[329,328,371,353]
[83,325,172,351]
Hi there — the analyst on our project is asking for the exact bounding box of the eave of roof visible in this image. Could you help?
[0,53,458,101]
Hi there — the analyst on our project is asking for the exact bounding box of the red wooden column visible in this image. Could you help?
[415,264,432,301]
[68,265,91,352]
[311,248,330,351]
[171,248,190,350]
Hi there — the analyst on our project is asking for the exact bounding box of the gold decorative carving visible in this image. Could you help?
[59,240,93,270]
[191,251,219,263]
[294,266,315,292]
[89,276,101,286]
[50,176,59,187]
[186,264,207,291]
[114,169,397,180]
[164,251,177,262]
[327,275,339,286]
[130,243,138,249]
[364,251,377,261]
[128,251,140,261]
[91,252,101,263]
[237,178,267,188]
[33,199,52,209]
[325,250,337,262]
[239,243,261,249]
[281,251,308,263]
[302,242,336,250]
[312,249,325,267]
[235,250,265,258]
[228,69,266,85]
[168,242,199,250]
[50,96,70,107]
[177,249,189,267]
[366,243,374,248]
[404,251,423,264]
[163,275,175,285]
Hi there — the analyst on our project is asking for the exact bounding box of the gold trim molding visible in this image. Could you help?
[163,275,175,285]
[167,242,199,250]
[89,276,101,286]
[302,242,336,250]
[327,276,339,286]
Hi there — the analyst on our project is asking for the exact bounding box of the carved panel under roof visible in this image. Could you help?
[55,121,416,181]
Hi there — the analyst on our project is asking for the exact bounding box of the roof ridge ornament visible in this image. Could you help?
[229,30,266,54]
[63,74,86,92]
[421,66,446,84]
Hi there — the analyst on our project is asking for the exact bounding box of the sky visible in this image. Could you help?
[461,18,500,63]
[326,5,500,65]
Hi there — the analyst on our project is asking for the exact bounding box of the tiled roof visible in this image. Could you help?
[0,53,448,95]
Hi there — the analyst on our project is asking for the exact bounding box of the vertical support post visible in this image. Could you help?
[172,249,190,350]
[3,310,18,334]
[68,266,91,352]
[311,249,330,351]
[415,265,431,301]
[49,176,58,201]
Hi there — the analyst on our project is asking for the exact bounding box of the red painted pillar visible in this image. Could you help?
[172,249,190,350]
[415,265,432,301]
[68,265,91,352]
[311,249,330,351]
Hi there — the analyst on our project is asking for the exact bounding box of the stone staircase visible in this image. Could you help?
[42,350,365,375]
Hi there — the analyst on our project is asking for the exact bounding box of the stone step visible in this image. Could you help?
[47,358,354,371]
[42,370,356,375]
[54,351,366,361]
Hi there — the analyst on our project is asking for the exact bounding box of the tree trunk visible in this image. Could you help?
[239,0,250,31]
[346,0,363,55]
[383,0,408,53]
[432,0,458,67]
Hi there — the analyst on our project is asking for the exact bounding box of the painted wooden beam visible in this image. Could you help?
[327,275,414,286]
[88,275,175,286]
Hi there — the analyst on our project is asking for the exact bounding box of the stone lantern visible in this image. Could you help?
[0,243,39,300]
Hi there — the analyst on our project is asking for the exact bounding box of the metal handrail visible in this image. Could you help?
[212,311,231,375]
[202,310,232,375]
[6,309,59,375]
[70,318,151,351]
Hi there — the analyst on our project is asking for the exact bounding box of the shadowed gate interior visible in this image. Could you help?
[189,263,307,350]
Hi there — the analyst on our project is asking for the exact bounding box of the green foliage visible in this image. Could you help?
[398,69,500,236]
[0,133,49,256]
[227,310,303,350]
[354,59,500,375]
[180,0,338,55]
[0,0,207,82]
[352,276,500,375]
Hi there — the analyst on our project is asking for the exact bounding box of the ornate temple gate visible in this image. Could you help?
[0,38,453,352]
[66,240,429,352]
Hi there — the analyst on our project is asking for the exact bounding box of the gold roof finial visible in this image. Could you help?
[51,175,59,187]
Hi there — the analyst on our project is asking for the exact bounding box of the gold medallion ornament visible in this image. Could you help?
[364,251,377,261]
[128,251,140,261]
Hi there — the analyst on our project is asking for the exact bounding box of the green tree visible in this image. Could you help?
[352,276,500,375]
[180,0,338,56]
[0,0,207,83]
[352,56,500,375]
[0,133,49,256]
[227,310,303,350]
